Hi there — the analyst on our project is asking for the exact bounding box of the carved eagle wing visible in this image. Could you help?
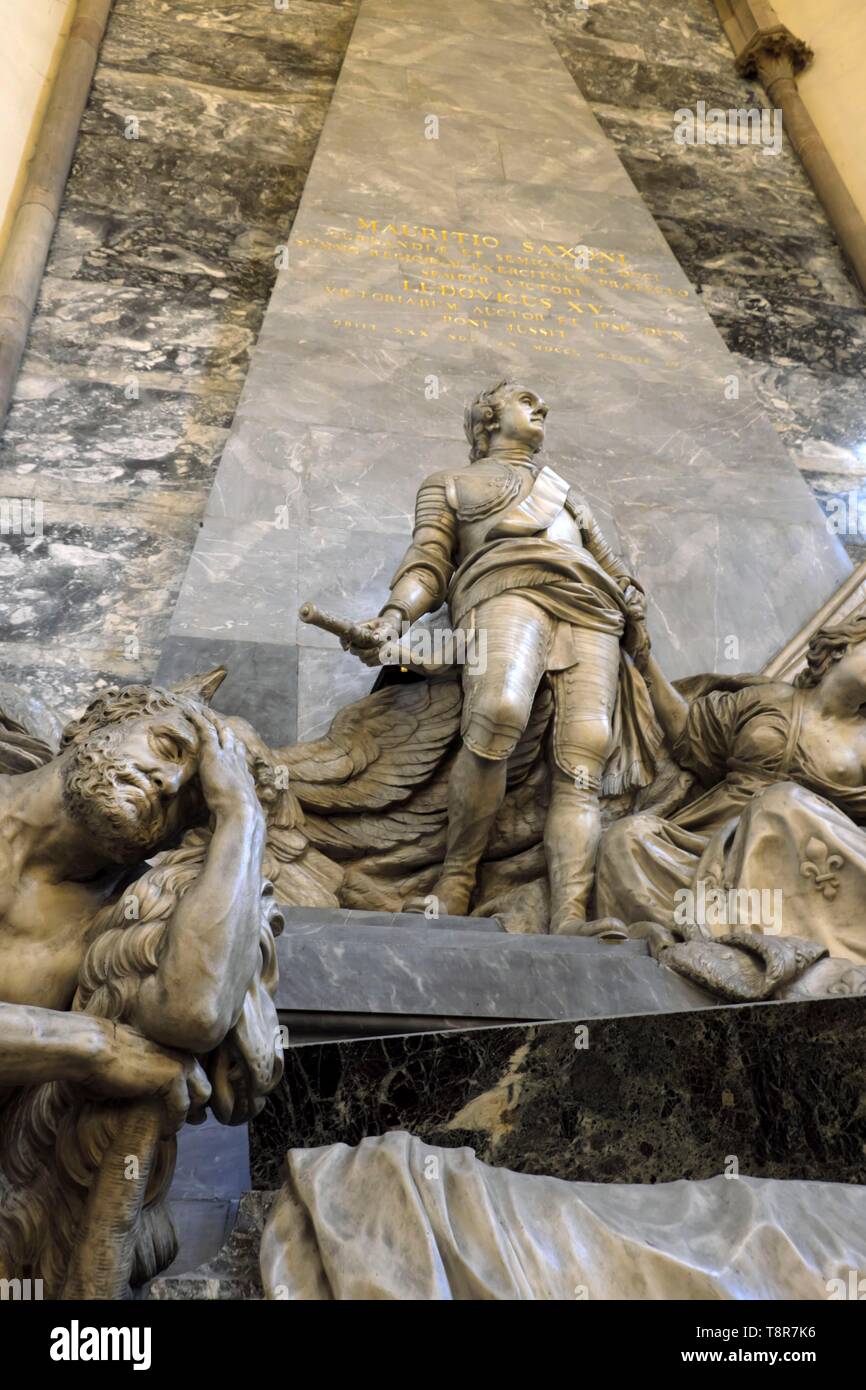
[271,675,463,813]
[0,680,60,772]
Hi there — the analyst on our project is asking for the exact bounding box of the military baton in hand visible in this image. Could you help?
[298,603,390,650]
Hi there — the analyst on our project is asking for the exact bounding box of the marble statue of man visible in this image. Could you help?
[347,381,658,933]
[0,676,290,1295]
[0,678,267,1129]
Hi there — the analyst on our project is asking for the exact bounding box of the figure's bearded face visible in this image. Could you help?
[61,713,201,864]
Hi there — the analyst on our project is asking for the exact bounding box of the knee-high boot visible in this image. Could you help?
[413,744,507,918]
[545,769,624,936]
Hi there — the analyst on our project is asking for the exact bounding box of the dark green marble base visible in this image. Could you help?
[251,995,866,1189]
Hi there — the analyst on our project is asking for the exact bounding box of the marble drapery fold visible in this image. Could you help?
[259,1131,866,1301]
[598,677,866,965]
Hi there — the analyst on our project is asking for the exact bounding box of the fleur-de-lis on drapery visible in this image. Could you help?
[800,837,844,900]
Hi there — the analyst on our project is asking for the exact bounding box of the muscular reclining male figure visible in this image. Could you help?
[0,687,267,1131]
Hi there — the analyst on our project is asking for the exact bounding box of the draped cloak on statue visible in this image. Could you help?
[388,461,660,796]
[596,674,866,966]
[260,1131,866,1301]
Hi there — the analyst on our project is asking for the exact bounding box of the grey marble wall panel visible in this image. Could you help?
[280,906,505,933]
[273,918,711,1021]
[163,0,851,740]
[208,423,457,534]
[157,635,298,746]
[532,0,866,573]
[168,518,300,644]
[292,527,410,648]
[0,0,365,715]
[172,1113,250,1202]
[296,644,375,740]
[619,508,847,673]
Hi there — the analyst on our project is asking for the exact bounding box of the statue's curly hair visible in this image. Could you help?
[0,825,289,1296]
[794,613,866,689]
[61,684,203,748]
[464,380,531,462]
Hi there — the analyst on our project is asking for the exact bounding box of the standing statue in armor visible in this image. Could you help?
[346,381,658,934]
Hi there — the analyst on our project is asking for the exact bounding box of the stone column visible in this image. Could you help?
[715,0,866,294]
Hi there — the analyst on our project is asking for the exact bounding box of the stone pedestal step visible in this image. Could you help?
[275,907,713,1039]
[150,1191,274,1301]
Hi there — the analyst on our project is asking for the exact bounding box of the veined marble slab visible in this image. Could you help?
[279,904,505,933]
[272,912,721,1033]
[250,996,866,1189]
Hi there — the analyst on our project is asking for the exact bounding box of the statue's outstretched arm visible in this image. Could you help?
[642,652,690,747]
[132,713,266,1056]
[0,1001,118,1087]
[0,1002,209,1132]
[337,476,457,666]
[381,476,457,625]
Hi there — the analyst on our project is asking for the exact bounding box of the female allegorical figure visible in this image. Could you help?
[596,614,866,965]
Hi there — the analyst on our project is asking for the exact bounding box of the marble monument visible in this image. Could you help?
[1,0,864,1308]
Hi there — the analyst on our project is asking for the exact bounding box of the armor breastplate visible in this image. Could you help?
[448,462,585,563]
[447,462,523,522]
